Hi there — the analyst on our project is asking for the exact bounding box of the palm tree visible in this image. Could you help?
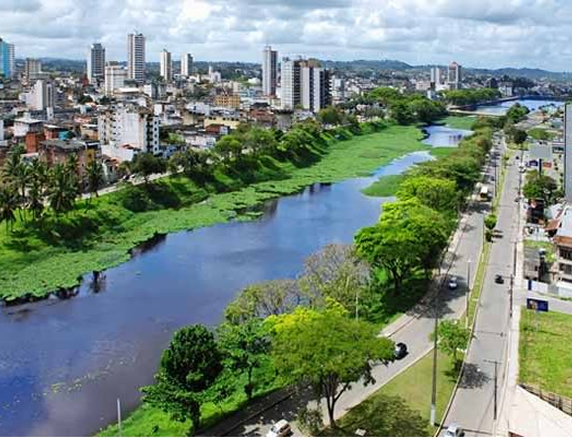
[86,160,104,199]
[0,185,19,231]
[27,159,48,220]
[47,163,79,216]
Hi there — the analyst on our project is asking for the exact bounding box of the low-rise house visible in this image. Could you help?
[548,205,572,283]
[38,139,100,178]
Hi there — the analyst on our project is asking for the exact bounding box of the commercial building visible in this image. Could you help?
[160,49,172,82]
[565,103,572,203]
[127,32,146,84]
[262,45,278,97]
[104,64,128,95]
[181,53,193,77]
[25,58,42,83]
[448,61,462,90]
[98,105,160,155]
[87,43,106,84]
[0,38,15,78]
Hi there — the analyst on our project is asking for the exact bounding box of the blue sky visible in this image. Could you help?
[1,0,571,71]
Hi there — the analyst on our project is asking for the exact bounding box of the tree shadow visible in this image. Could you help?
[457,362,491,389]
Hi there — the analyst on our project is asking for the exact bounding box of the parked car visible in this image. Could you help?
[394,342,408,359]
[445,424,465,437]
[448,276,458,290]
[495,274,504,284]
[267,420,292,437]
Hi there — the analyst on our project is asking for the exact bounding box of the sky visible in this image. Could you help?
[1,0,572,71]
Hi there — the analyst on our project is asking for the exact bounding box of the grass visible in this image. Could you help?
[323,350,460,437]
[361,174,404,197]
[524,240,557,263]
[527,127,556,141]
[519,309,572,399]
[438,115,476,131]
[429,147,458,159]
[0,124,428,301]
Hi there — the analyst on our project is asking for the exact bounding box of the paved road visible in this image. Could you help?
[440,137,520,436]
[210,150,504,437]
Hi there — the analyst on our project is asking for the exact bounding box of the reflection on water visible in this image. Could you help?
[0,150,435,436]
[422,125,473,147]
[476,98,563,116]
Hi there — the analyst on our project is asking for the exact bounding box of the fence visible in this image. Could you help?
[520,384,572,417]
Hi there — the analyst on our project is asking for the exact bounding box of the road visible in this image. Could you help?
[205,148,504,437]
[440,137,520,436]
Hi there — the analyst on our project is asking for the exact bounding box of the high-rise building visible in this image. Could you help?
[430,67,442,88]
[26,79,55,111]
[447,62,462,90]
[300,59,331,113]
[87,43,105,84]
[98,105,160,155]
[127,32,146,84]
[565,103,572,203]
[25,58,42,83]
[262,45,278,97]
[0,38,15,78]
[281,57,301,110]
[160,49,172,82]
[181,53,193,77]
[104,64,127,95]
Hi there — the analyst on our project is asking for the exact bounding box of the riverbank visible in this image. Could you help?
[0,124,429,302]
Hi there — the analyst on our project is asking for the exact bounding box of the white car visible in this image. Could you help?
[267,420,292,437]
[448,276,458,290]
[445,424,465,437]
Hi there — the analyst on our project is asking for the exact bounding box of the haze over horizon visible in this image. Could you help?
[2,0,572,71]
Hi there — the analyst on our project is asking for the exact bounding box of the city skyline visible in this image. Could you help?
[3,0,572,71]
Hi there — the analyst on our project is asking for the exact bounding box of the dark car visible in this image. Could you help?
[394,342,408,360]
[495,274,504,284]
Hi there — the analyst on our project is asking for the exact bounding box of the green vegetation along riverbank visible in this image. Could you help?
[0,123,429,302]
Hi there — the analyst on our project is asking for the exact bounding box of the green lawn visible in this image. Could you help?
[527,127,556,141]
[0,125,428,301]
[324,350,459,436]
[429,147,457,159]
[439,115,476,130]
[519,309,572,398]
[361,174,404,197]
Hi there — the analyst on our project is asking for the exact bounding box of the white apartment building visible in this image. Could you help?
[448,62,462,90]
[160,49,172,82]
[25,79,54,111]
[300,60,330,112]
[87,43,106,84]
[24,58,42,82]
[181,53,193,77]
[98,105,160,156]
[104,65,127,95]
[127,32,145,84]
[281,57,301,110]
[262,45,278,97]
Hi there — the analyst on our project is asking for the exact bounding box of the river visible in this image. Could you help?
[0,126,468,436]
[475,98,563,116]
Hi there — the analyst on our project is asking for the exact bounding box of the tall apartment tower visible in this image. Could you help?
[0,38,15,78]
[447,62,462,90]
[430,66,443,89]
[565,103,572,203]
[24,58,42,83]
[281,57,301,110]
[87,43,106,84]
[262,45,278,97]
[300,59,331,113]
[181,53,193,77]
[160,49,172,82]
[104,64,127,95]
[127,32,146,84]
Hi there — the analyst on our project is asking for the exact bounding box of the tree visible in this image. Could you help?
[224,279,300,324]
[131,153,167,184]
[217,318,271,400]
[27,158,48,219]
[47,162,79,215]
[298,244,370,313]
[317,106,343,126]
[433,319,470,363]
[86,160,104,199]
[397,176,459,213]
[268,304,395,427]
[143,325,223,434]
[0,184,19,231]
[513,129,528,145]
[523,170,558,205]
[355,199,450,291]
[214,135,243,162]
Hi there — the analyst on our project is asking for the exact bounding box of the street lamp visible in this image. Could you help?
[466,259,471,329]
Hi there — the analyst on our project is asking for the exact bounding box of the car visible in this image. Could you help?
[394,342,408,359]
[495,274,504,284]
[448,276,458,290]
[445,424,465,437]
[267,420,292,437]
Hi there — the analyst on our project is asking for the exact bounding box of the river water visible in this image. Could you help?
[0,127,467,436]
[475,98,563,116]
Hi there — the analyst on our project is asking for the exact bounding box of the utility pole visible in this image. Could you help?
[509,274,514,319]
[430,292,438,426]
[355,288,359,321]
[466,259,471,329]
[484,359,501,421]
[117,398,122,437]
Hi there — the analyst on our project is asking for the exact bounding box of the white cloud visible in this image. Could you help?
[0,0,571,70]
